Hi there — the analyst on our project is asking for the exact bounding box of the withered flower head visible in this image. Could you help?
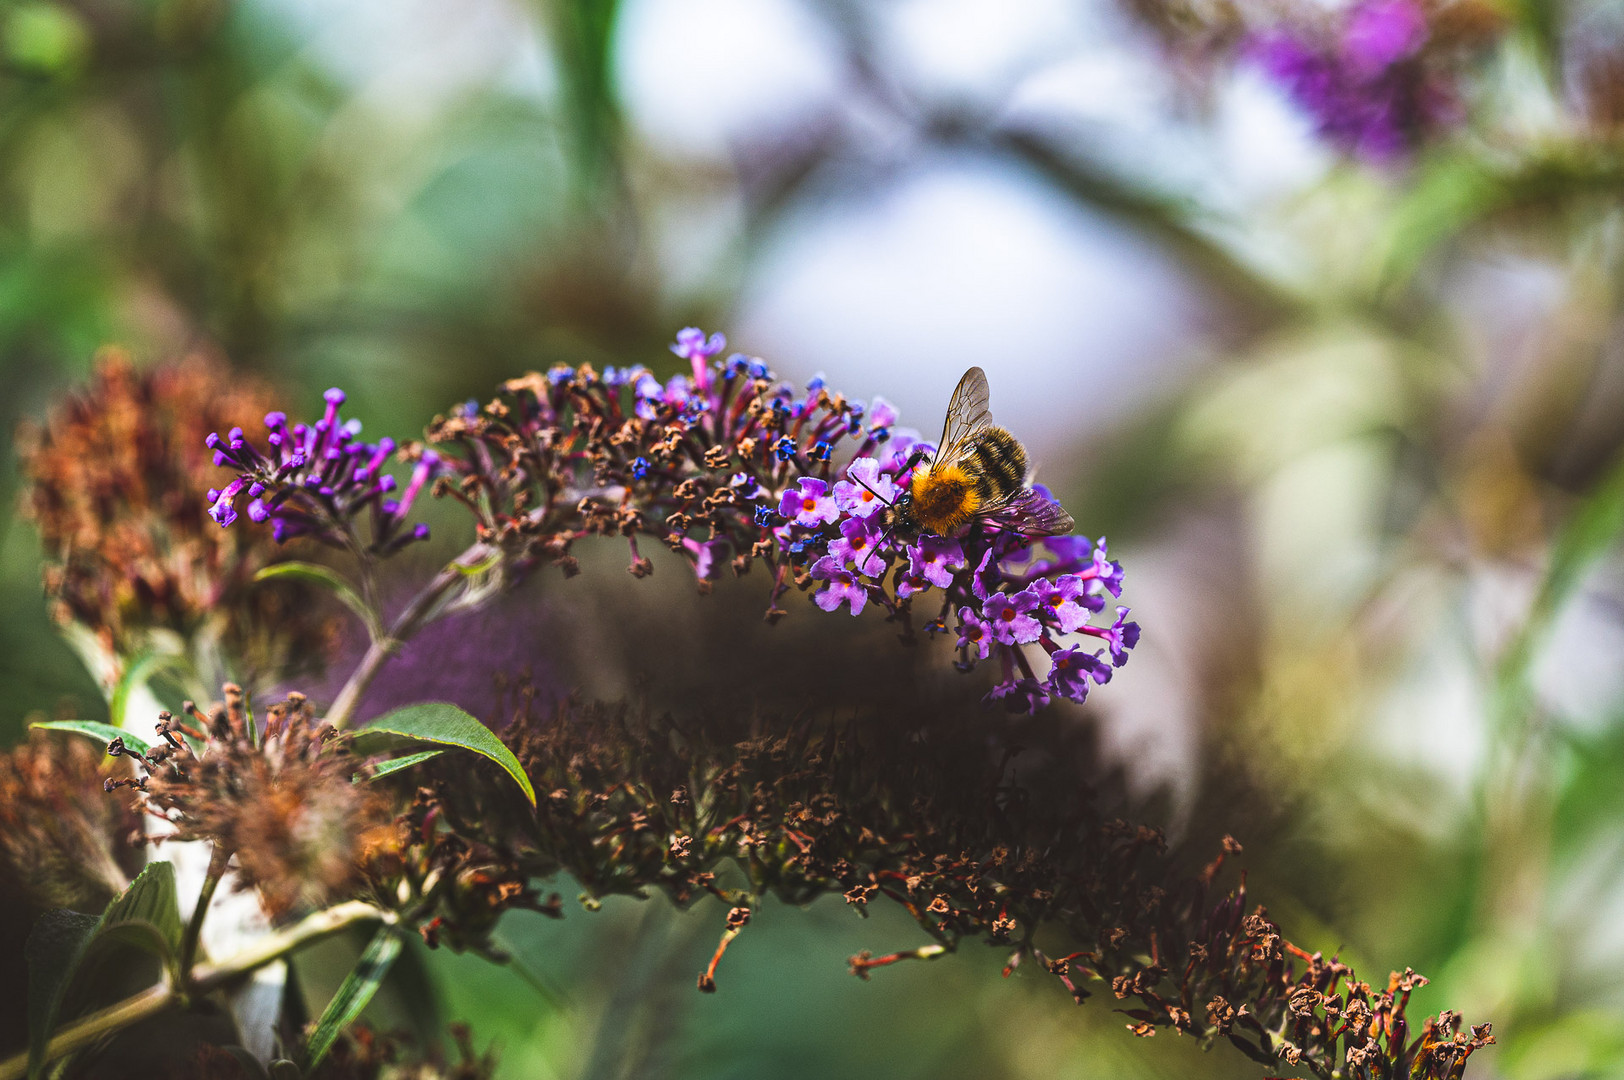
[401,689,1489,1079]
[18,347,335,681]
[0,729,141,910]
[114,685,397,919]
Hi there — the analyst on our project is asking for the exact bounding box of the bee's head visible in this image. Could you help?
[886,492,919,542]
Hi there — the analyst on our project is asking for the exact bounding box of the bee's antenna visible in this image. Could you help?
[878,520,902,558]
[849,473,894,508]
[845,470,906,560]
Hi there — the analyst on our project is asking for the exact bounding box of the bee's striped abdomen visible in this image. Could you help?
[967,427,1028,504]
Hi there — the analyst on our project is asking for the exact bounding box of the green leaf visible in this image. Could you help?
[302,926,403,1070]
[25,862,183,1078]
[25,909,98,1080]
[30,720,152,756]
[356,702,535,806]
[110,650,184,731]
[96,862,184,969]
[357,749,444,782]
[256,562,383,642]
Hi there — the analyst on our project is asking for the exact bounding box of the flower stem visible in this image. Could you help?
[178,845,231,979]
[0,901,388,1080]
[325,543,492,730]
[193,900,391,992]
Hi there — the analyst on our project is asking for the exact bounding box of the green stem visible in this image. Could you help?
[0,901,388,1080]
[0,983,175,1080]
[179,845,232,981]
[324,543,492,730]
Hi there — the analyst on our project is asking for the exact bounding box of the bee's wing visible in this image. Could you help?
[985,488,1075,537]
[934,366,994,465]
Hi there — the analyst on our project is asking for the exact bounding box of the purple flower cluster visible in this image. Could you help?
[781,458,1138,710]
[205,388,438,552]
[427,327,1138,714]
[1251,0,1458,160]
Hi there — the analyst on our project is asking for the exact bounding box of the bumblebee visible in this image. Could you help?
[888,366,1074,541]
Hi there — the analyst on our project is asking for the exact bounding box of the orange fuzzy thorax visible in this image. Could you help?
[910,465,980,536]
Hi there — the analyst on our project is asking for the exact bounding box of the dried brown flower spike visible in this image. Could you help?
[18,348,335,686]
[0,728,141,910]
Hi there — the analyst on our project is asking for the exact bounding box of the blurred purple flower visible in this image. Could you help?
[1250,0,1459,161]
[985,678,1051,714]
[671,327,727,392]
[1343,0,1428,73]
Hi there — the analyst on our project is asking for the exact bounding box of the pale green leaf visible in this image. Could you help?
[30,720,152,756]
[356,702,535,805]
[356,749,444,783]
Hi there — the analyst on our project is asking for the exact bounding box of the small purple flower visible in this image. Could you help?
[867,397,898,430]
[1039,534,1093,565]
[671,327,727,393]
[1028,575,1098,633]
[955,606,992,660]
[671,327,726,364]
[778,478,839,528]
[833,457,898,519]
[879,431,933,476]
[1084,538,1125,598]
[1082,606,1140,667]
[896,569,932,599]
[970,546,999,602]
[983,590,1043,646]
[1045,646,1111,703]
[908,535,965,589]
[208,477,246,526]
[828,515,886,578]
[728,472,764,500]
[634,373,693,421]
[810,555,868,615]
[394,450,440,522]
[685,538,729,581]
